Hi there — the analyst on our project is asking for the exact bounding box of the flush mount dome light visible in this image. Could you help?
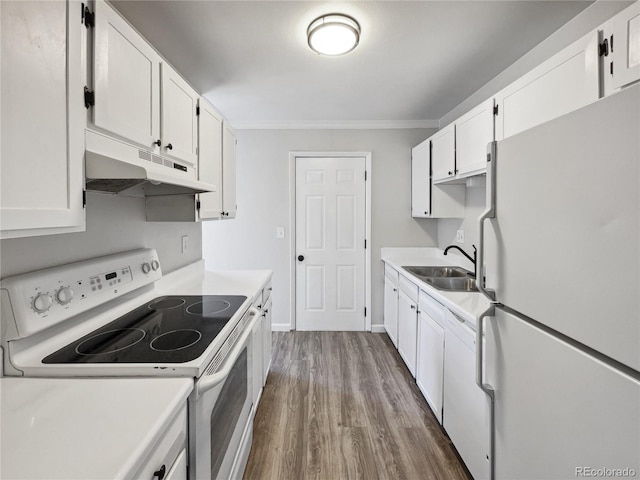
[307,14,361,56]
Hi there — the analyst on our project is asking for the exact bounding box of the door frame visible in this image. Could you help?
[289,152,372,331]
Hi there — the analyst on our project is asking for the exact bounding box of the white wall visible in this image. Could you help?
[0,192,202,278]
[437,178,485,268]
[202,128,436,331]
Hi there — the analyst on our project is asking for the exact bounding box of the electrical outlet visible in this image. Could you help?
[181,235,189,253]
[456,230,465,243]
[276,227,285,239]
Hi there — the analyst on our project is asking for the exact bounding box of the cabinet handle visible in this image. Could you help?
[393,288,397,292]
[410,305,416,310]
[166,143,173,151]
[153,139,161,147]
[153,465,166,480]
[448,170,453,176]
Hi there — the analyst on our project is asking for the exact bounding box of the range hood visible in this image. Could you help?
[85,129,216,196]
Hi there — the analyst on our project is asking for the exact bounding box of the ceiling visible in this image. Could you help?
[112,1,593,128]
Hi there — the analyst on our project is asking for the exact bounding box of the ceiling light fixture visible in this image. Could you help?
[307,14,361,56]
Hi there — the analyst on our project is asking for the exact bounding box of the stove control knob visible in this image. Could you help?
[56,286,74,305]
[151,260,160,271]
[142,262,152,274]
[32,293,53,313]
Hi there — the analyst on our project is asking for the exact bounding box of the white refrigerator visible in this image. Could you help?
[477,83,640,479]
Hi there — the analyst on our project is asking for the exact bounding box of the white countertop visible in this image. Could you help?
[381,247,491,327]
[157,261,272,306]
[0,376,192,480]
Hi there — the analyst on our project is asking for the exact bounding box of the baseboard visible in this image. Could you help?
[371,324,386,333]
[272,323,292,332]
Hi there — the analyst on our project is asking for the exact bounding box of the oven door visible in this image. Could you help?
[189,308,258,480]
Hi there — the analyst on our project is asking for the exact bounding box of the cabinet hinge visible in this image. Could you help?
[493,104,499,116]
[364,171,367,181]
[196,200,201,210]
[82,190,87,208]
[610,61,614,75]
[196,105,200,116]
[82,5,94,28]
[598,38,609,57]
[364,307,367,317]
[84,86,95,109]
[364,239,367,249]
[610,35,613,53]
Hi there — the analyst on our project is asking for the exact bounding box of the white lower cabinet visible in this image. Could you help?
[443,309,490,480]
[416,291,445,424]
[383,266,399,347]
[251,307,264,410]
[133,405,188,480]
[397,275,419,377]
[262,297,273,383]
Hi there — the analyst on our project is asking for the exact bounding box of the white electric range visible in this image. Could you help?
[0,249,262,480]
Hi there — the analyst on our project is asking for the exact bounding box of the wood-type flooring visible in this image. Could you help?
[243,331,471,480]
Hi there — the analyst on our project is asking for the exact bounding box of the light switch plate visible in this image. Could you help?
[276,227,285,239]
[456,230,465,243]
[181,235,189,253]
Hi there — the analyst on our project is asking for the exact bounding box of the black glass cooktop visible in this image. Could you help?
[43,295,247,364]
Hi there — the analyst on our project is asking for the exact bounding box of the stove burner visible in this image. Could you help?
[187,300,231,316]
[148,298,186,310]
[150,329,202,351]
[75,328,146,355]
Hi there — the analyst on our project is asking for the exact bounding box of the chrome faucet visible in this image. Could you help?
[444,244,477,278]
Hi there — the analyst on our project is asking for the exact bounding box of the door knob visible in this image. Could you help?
[297,255,304,261]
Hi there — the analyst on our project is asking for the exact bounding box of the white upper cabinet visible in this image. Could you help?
[198,99,224,220]
[92,0,161,151]
[411,140,431,217]
[221,123,237,219]
[495,32,600,141]
[454,98,494,178]
[160,63,199,166]
[611,2,640,90]
[431,123,456,183]
[1,0,85,239]
[411,138,465,218]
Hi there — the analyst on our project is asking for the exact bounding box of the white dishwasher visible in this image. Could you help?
[443,309,490,480]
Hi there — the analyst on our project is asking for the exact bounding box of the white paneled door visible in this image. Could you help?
[295,157,366,331]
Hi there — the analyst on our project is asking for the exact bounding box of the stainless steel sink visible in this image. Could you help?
[401,265,478,292]
[402,266,471,278]
[423,276,478,292]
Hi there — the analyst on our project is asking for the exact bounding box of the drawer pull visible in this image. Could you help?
[153,465,166,480]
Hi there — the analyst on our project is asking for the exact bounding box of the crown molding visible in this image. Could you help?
[228,119,439,130]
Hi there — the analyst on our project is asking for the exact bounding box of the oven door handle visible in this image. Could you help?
[196,307,260,396]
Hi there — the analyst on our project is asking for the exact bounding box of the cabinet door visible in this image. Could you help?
[222,123,237,219]
[411,140,430,217]
[263,299,272,383]
[495,31,599,141]
[383,277,399,347]
[455,98,494,178]
[93,0,161,150]
[251,313,264,408]
[416,311,444,423]
[397,291,418,376]
[431,124,456,183]
[1,0,85,238]
[611,2,640,90]
[165,449,187,480]
[161,63,199,166]
[197,99,223,220]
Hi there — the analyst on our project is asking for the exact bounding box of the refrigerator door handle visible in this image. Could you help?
[477,304,496,480]
[477,141,497,301]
